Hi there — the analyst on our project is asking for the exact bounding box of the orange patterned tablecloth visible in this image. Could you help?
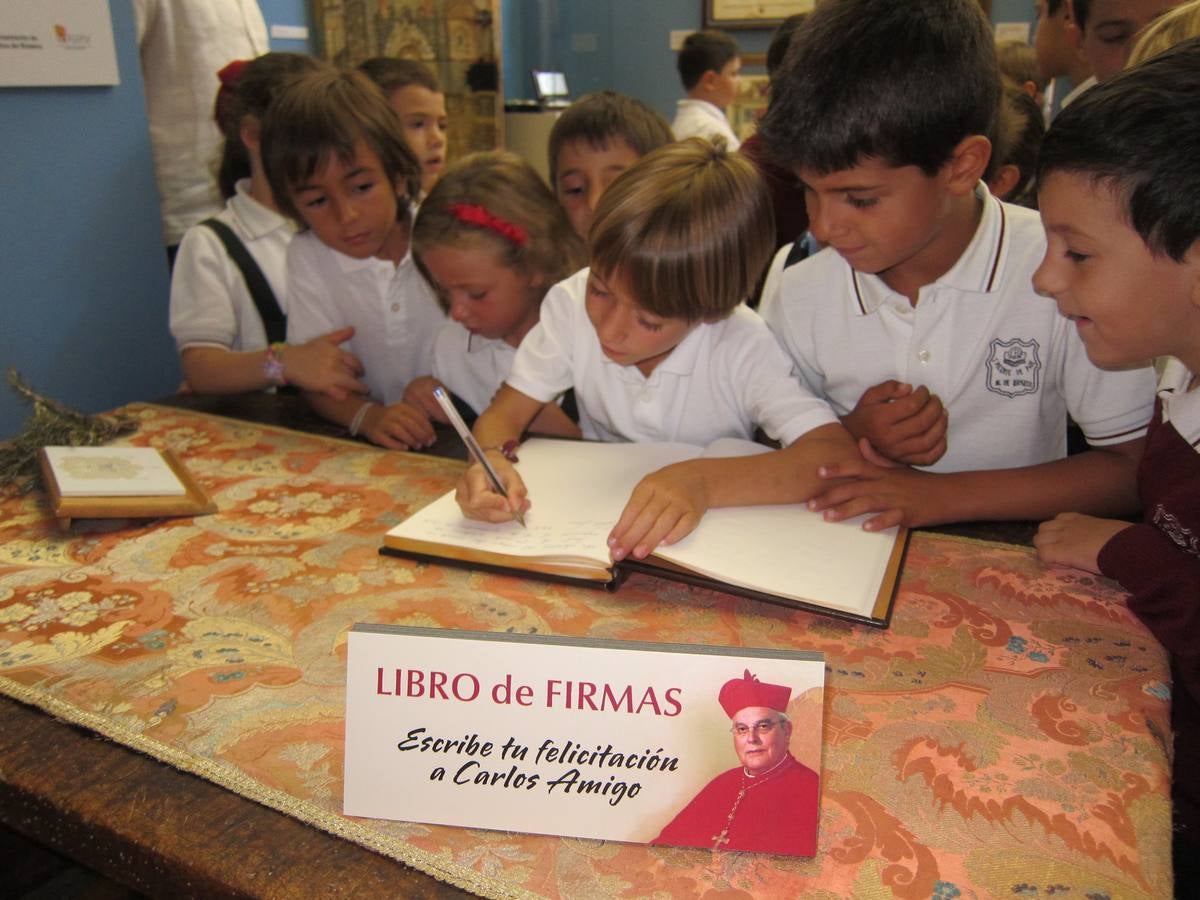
[0,404,1173,899]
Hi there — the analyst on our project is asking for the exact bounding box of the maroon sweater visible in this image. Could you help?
[1098,393,1200,839]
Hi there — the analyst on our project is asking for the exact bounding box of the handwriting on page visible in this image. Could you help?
[408,514,611,559]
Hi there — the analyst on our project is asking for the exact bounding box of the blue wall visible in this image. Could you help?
[501,0,770,121]
[501,0,1034,121]
[0,1,313,439]
[0,2,175,440]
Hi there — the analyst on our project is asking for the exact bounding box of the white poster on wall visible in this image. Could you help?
[0,1,118,87]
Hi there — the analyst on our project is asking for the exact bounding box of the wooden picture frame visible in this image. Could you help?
[703,0,990,30]
[703,0,814,30]
[38,447,215,531]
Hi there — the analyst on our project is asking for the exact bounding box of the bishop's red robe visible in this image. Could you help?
[652,753,819,855]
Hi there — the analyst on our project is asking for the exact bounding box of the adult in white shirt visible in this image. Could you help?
[133,0,269,256]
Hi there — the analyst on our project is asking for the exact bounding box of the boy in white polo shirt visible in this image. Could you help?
[456,139,859,561]
[757,0,1155,531]
[262,70,447,450]
[671,30,742,151]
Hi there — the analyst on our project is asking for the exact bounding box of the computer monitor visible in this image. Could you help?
[531,69,570,109]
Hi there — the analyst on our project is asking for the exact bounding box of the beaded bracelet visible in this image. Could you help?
[263,342,288,386]
[487,438,520,463]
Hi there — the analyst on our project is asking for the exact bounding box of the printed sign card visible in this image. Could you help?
[344,626,825,856]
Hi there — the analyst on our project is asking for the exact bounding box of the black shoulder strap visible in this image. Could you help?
[200,218,287,344]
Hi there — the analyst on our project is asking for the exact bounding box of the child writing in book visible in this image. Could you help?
[261,69,447,449]
[358,57,448,197]
[403,151,585,435]
[547,90,674,240]
[169,52,368,398]
[757,0,1156,532]
[455,138,861,561]
[1028,39,1200,890]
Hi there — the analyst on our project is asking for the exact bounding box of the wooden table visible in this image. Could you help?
[0,395,1168,899]
[0,394,473,898]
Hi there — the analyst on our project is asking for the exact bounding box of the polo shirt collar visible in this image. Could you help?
[330,208,418,274]
[598,317,707,380]
[465,332,512,354]
[229,179,295,242]
[677,98,724,121]
[850,184,1009,316]
[1160,358,1200,445]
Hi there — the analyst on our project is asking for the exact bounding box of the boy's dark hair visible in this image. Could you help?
[677,29,739,90]
[759,0,1000,176]
[766,14,809,77]
[547,91,674,188]
[1072,0,1092,31]
[1047,0,1067,15]
[1037,36,1200,261]
[261,69,422,226]
[357,57,441,95]
[987,80,1046,206]
[589,137,774,322]
[215,52,326,199]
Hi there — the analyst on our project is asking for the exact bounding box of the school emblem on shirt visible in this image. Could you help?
[1152,504,1200,557]
[985,338,1041,397]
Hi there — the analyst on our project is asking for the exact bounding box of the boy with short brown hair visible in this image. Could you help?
[547,90,673,239]
[758,0,1155,531]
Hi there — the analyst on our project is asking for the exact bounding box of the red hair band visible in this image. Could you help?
[449,203,527,246]
[213,58,251,130]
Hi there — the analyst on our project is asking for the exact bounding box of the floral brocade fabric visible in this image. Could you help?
[0,405,1172,899]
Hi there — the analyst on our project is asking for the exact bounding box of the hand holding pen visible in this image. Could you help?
[434,388,528,527]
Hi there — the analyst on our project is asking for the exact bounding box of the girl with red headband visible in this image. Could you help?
[406,151,586,436]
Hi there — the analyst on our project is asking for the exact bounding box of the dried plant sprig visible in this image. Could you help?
[0,369,136,494]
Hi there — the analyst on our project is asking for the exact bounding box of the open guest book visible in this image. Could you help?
[38,445,215,529]
[382,438,907,628]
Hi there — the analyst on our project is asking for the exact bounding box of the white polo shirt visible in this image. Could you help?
[505,268,836,446]
[431,320,515,415]
[763,188,1156,473]
[1160,358,1200,445]
[672,99,740,151]
[169,179,295,353]
[285,227,445,405]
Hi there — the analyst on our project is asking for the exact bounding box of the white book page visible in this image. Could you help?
[650,438,898,615]
[655,506,898,616]
[43,446,186,497]
[387,439,700,562]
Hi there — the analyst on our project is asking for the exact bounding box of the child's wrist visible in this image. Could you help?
[263,342,288,386]
[484,439,521,463]
[348,400,376,437]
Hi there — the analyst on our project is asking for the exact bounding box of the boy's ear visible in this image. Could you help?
[987,164,1022,202]
[943,135,992,195]
[1186,240,1200,311]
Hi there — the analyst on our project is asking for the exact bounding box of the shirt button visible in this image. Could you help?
[639,390,653,404]
[918,349,931,363]
[390,303,400,312]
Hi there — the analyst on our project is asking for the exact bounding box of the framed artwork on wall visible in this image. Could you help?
[703,0,814,30]
[703,0,990,30]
